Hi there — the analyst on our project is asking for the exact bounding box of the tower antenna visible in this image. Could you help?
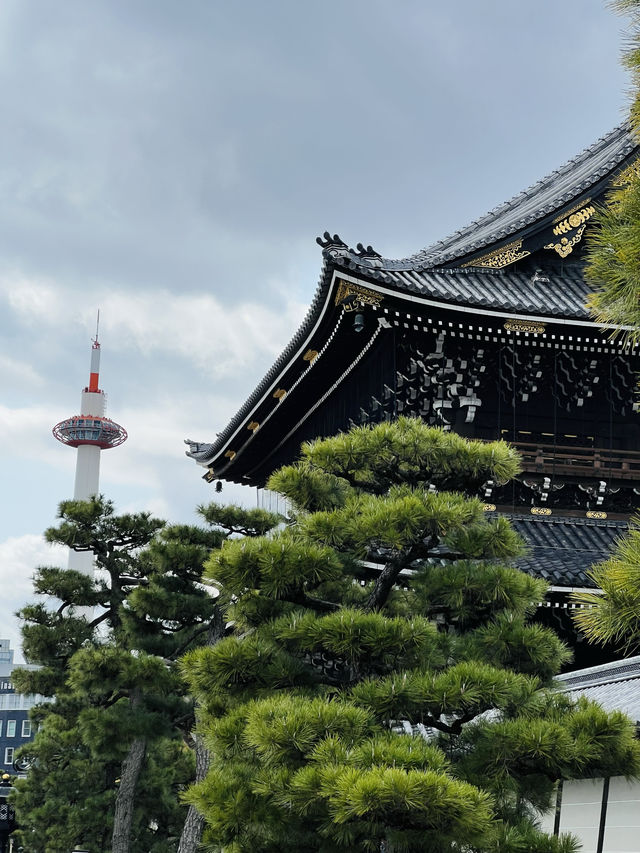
[94,309,100,344]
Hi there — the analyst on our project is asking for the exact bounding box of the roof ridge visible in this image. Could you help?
[557,655,640,689]
[407,123,634,269]
[320,124,636,274]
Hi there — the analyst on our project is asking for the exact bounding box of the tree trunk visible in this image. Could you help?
[111,688,147,853]
[177,733,210,853]
[176,607,225,853]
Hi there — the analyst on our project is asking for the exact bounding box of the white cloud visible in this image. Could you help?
[0,404,75,468]
[0,533,66,662]
[0,272,307,378]
[0,353,44,388]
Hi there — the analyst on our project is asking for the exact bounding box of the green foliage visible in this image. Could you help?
[282,417,522,495]
[208,532,344,600]
[573,521,640,651]
[411,560,545,630]
[467,612,573,683]
[181,420,637,852]
[12,497,275,853]
[350,662,539,729]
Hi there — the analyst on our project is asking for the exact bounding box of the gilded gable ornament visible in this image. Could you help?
[544,225,587,258]
[334,280,383,311]
[461,239,530,270]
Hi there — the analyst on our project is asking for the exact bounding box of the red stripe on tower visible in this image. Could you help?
[89,340,101,392]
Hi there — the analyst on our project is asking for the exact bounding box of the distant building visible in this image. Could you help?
[0,639,39,774]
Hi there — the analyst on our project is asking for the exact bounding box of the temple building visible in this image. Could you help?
[186,124,640,667]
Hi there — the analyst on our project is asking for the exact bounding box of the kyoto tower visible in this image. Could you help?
[53,320,127,573]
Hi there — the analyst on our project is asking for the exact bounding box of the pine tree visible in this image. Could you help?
[176,504,282,853]
[182,418,640,853]
[586,0,640,335]
[11,497,233,853]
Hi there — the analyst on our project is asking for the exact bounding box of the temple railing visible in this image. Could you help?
[511,441,640,482]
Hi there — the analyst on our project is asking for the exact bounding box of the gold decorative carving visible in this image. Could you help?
[552,204,595,235]
[303,349,319,363]
[504,320,546,334]
[204,469,215,483]
[544,225,586,258]
[586,510,608,520]
[334,279,383,311]
[531,507,552,516]
[461,239,530,269]
[224,449,236,459]
[247,421,260,432]
[553,198,591,224]
[482,503,497,512]
[273,388,287,399]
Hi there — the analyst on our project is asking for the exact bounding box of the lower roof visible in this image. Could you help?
[337,261,591,319]
[505,514,626,589]
[557,655,640,720]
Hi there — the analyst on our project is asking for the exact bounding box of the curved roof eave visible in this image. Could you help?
[185,259,628,473]
[185,255,337,467]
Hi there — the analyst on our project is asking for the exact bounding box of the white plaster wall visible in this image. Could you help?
[539,777,640,853]
[558,778,603,853]
[602,777,640,853]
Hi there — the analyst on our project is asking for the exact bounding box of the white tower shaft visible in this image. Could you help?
[69,343,105,575]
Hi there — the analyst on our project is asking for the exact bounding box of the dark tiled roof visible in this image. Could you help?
[365,264,591,319]
[557,656,640,720]
[505,514,627,588]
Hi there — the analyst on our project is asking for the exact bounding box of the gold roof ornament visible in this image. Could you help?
[461,239,530,269]
[335,279,384,311]
[552,203,595,235]
[504,320,546,334]
[544,225,587,258]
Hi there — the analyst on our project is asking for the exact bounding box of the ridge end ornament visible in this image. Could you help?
[461,239,530,270]
[335,279,384,311]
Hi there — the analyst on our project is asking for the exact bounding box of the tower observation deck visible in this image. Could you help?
[53,332,127,574]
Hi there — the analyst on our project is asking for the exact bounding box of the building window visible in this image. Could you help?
[6,720,16,738]
[0,721,2,737]
[21,720,31,738]
[4,748,13,765]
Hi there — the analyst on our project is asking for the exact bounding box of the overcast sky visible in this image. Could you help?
[0,0,632,657]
